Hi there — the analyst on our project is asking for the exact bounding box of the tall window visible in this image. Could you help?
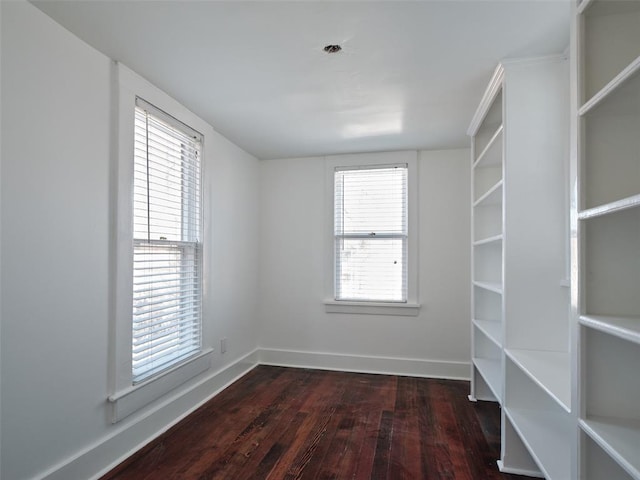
[132,98,203,383]
[334,164,408,303]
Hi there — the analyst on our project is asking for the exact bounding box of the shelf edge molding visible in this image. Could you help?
[579,315,640,346]
[473,281,503,295]
[473,234,503,247]
[473,179,503,208]
[578,194,640,220]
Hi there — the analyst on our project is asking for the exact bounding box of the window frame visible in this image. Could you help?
[109,63,213,423]
[131,98,204,385]
[324,152,420,316]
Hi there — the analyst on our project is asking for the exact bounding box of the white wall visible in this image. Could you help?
[258,149,471,377]
[0,2,260,479]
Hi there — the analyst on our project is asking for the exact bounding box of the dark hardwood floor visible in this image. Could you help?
[101,366,520,480]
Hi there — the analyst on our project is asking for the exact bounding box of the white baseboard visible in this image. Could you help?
[258,348,470,380]
[41,349,260,480]
[39,348,469,480]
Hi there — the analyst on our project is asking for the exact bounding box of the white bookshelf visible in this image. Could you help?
[573,1,640,478]
[469,68,504,407]
[468,56,571,477]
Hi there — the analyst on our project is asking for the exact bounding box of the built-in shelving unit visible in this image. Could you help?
[469,70,504,406]
[573,1,640,478]
[468,55,571,478]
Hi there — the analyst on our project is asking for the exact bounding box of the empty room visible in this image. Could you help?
[1,0,639,479]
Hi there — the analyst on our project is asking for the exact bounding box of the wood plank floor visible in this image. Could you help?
[101,366,521,480]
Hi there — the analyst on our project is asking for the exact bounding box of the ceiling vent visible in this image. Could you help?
[323,45,342,54]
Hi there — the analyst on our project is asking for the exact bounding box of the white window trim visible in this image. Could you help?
[323,151,420,316]
[109,62,213,423]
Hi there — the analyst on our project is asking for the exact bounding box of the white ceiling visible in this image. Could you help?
[32,0,570,160]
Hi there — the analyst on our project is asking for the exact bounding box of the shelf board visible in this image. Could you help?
[579,0,640,17]
[473,125,503,168]
[473,179,503,208]
[580,315,640,346]
[505,408,572,480]
[579,193,640,220]
[580,416,640,480]
[473,319,503,348]
[473,234,503,247]
[473,357,502,402]
[473,281,503,295]
[577,0,595,15]
[505,349,571,412]
[579,55,640,116]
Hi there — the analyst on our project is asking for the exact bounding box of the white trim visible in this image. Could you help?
[39,350,260,480]
[323,300,420,316]
[500,53,567,68]
[324,151,420,314]
[108,349,214,423]
[257,348,470,380]
[467,64,504,136]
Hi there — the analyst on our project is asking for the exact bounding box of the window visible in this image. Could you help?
[324,151,419,316]
[109,64,213,422]
[334,165,408,302]
[132,98,203,383]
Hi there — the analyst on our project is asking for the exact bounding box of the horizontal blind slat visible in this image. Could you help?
[132,327,200,354]
[133,315,200,339]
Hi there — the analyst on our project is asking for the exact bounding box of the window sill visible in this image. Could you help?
[324,300,421,316]
[108,348,213,423]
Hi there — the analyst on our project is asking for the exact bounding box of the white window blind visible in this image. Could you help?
[334,164,408,302]
[132,98,203,384]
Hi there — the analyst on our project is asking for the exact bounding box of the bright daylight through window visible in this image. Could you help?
[132,99,203,384]
[334,164,408,303]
